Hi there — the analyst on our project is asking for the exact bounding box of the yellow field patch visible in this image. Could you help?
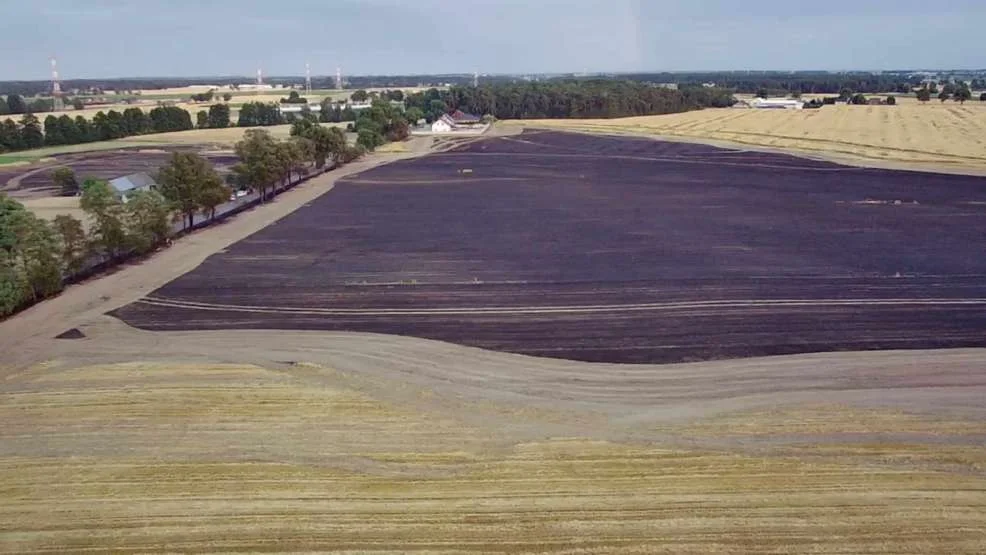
[512,102,986,172]
[1,361,984,552]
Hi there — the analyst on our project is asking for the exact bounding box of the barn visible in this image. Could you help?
[109,172,157,203]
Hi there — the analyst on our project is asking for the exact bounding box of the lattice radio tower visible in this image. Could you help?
[335,67,343,90]
[473,71,479,88]
[50,57,65,111]
[305,62,312,94]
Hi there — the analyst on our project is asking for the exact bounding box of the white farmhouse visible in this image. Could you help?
[430,114,456,133]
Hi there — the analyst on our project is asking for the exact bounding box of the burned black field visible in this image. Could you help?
[112,131,986,363]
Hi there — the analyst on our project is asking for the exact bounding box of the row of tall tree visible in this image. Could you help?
[194,104,231,129]
[0,106,195,153]
[1,183,172,316]
[0,94,54,115]
[236,102,285,127]
[404,81,736,121]
[915,82,976,103]
[1,123,367,318]
[230,122,362,200]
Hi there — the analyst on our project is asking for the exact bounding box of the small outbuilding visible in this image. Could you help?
[109,172,157,203]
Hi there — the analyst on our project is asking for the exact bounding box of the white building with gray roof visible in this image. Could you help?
[109,173,158,202]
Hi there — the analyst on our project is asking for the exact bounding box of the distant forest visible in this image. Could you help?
[3,70,985,98]
[405,81,736,120]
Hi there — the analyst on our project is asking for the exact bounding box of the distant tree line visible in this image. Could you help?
[404,81,736,121]
[1,120,365,319]
[0,94,56,115]
[3,71,986,98]
[0,106,196,153]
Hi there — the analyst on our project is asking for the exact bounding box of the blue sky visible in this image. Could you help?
[1,0,983,79]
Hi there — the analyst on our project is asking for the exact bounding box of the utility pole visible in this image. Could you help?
[256,66,263,96]
[335,67,343,90]
[473,71,479,88]
[305,62,312,95]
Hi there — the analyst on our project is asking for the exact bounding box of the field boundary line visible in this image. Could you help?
[139,295,986,317]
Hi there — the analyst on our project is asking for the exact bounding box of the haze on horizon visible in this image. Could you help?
[1,0,984,80]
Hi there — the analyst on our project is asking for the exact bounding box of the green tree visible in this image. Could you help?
[0,248,27,316]
[308,125,346,168]
[350,89,369,102]
[222,92,233,102]
[288,136,315,180]
[51,167,79,196]
[939,91,950,102]
[44,115,64,146]
[52,214,87,273]
[72,98,85,110]
[427,99,448,121]
[196,110,209,129]
[156,152,225,229]
[0,119,24,151]
[20,215,62,301]
[149,106,194,133]
[954,87,972,104]
[80,179,128,260]
[122,107,151,135]
[929,82,939,94]
[886,95,896,106]
[236,102,283,127]
[19,114,44,149]
[755,88,769,99]
[1,200,63,304]
[6,94,27,114]
[405,106,425,124]
[281,90,307,104]
[850,93,868,105]
[916,88,931,103]
[105,110,125,139]
[124,190,173,253]
[980,92,986,102]
[231,129,280,201]
[357,128,384,151]
[197,180,231,221]
[56,115,81,144]
[207,103,230,129]
[29,98,53,113]
[74,116,95,142]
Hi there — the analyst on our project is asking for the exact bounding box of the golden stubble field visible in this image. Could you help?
[513,101,986,173]
[2,344,985,554]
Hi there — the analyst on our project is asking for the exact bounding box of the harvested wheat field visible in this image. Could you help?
[2,133,986,553]
[115,124,300,147]
[512,102,986,173]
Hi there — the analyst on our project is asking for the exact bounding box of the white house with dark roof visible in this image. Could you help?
[109,172,157,202]
[431,113,456,133]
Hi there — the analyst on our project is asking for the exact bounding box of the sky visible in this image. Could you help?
[1,0,984,79]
